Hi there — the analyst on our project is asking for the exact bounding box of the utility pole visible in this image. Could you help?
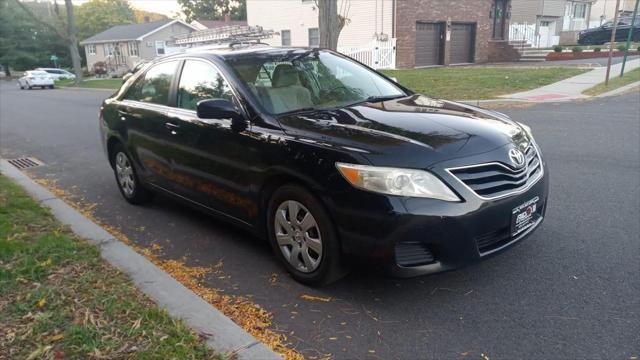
[605,0,621,86]
[620,0,640,77]
[64,0,83,84]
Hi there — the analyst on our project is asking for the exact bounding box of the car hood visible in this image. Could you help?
[276,94,529,168]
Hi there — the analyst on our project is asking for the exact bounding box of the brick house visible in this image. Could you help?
[247,0,518,69]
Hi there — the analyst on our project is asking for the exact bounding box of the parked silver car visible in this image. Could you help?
[36,67,76,80]
[18,70,55,90]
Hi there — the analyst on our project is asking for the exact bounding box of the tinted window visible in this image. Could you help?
[125,61,178,105]
[177,60,234,111]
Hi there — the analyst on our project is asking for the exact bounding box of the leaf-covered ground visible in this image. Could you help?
[0,175,219,359]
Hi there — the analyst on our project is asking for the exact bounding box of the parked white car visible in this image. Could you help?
[18,70,55,90]
[36,68,76,80]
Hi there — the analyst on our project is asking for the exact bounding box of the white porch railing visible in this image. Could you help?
[509,22,559,48]
[338,38,396,69]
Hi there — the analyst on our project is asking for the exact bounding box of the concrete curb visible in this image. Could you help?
[596,81,640,98]
[0,159,281,360]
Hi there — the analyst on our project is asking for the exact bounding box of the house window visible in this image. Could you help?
[573,3,587,19]
[87,44,96,55]
[128,42,139,57]
[281,30,291,46]
[308,28,319,48]
[155,41,166,56]
[104,43,116,56]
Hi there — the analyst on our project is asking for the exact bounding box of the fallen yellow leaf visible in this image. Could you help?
[300,294,332,302]
[36,298,46,309]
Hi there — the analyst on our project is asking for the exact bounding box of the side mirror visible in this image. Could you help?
[197,98,241,119]
[196,99,247,131]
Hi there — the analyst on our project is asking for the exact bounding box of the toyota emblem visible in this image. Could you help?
[509,148,526,168]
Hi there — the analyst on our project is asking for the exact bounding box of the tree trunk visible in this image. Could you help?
[64,0,83,84]
[318,0,340,50]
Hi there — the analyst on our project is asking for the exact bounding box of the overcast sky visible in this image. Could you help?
[70,0,183,17]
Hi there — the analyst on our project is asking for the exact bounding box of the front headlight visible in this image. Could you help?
[336,163,460,201]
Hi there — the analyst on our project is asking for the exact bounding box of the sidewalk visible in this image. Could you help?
[501,58,640,102]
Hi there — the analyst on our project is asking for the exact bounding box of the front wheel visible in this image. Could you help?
[111,144,154,205]
[267,184,346,286]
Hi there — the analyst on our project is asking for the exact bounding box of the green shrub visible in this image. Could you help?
[553,45,564,53]
[572,46,583,53]
[593,47,602,52]
[617,44,627,52]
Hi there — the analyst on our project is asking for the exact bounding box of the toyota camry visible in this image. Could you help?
[99,46,549,285]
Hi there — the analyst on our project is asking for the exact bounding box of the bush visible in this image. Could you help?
[617,44,627,52]
[572,46,583,53]
[593,47,602,52]
[553,45,564,53]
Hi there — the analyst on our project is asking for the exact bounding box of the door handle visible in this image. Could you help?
[117,110,129,121]
[165,122,180,135]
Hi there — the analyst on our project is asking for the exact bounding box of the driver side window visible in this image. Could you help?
[177,60,234,111]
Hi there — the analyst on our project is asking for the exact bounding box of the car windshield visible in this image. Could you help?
[226,50,405,115]
[30,71,49,76]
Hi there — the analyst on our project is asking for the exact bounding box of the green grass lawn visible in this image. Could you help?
[56,78,123,89]
[381,67,589,100]
[583,67,640,96]
[0,176,219,359]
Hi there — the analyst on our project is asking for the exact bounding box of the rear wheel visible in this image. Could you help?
[111,144,154,205]
[267,184,346,286]
[27,83,32,90]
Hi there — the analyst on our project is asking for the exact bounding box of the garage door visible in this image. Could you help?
[450,23,475,64]
[415,22,443,66]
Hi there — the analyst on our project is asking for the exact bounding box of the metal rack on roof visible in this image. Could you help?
[171,25,277,46]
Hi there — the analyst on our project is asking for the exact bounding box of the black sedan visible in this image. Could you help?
[578,16,640,45]
[99,46,548,285]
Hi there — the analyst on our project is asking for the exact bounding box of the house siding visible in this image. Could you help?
[590,0,636,26]
[246,0,393,48]
[395,0,502,68]
[139,22,193,59]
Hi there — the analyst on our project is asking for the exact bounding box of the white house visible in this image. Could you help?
[589,0,637,26]
[246,0,394,49]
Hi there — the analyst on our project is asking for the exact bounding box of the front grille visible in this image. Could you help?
[475,227,511,253]
[448,145,542,199]
[395,241,435,267]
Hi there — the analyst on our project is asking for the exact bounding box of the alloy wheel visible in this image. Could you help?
[115,152,135,197]
[274,200,323,273]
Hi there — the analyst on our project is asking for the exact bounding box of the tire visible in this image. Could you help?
[111,143,154,205]
[49,85,54,89]
[18,83,24,90]
[27,83,32,90]
[267,184,347,286]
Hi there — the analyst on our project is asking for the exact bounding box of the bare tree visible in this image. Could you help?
[316,0,350,50]
[64,0,82,84]
[14,0,83,84]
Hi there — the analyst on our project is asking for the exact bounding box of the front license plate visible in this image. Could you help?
[511,196,540,237]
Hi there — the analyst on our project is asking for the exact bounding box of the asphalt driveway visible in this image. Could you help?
[1,81,638,359]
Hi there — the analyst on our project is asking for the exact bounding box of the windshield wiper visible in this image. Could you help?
[364,94,406,103]
[276,107,318,116]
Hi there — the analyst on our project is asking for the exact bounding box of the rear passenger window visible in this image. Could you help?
[177,60,233,111]
[125,61,178,105]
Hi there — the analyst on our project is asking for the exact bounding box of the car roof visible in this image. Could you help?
[158,45,327,63]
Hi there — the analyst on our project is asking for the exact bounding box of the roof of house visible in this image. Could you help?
[80,19,194,45]
[195,19,248,29]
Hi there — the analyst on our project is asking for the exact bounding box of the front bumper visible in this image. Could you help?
[327,161,549,277]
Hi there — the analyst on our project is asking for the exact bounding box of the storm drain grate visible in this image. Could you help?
[7,157,44,169]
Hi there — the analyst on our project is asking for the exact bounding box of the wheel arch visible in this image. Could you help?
[106,136,123,169]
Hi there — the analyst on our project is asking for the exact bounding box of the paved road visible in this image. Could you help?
[1,82,639,359]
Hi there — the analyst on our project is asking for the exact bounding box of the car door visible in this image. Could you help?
[117,60,180,191]
[163,59,258,223]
